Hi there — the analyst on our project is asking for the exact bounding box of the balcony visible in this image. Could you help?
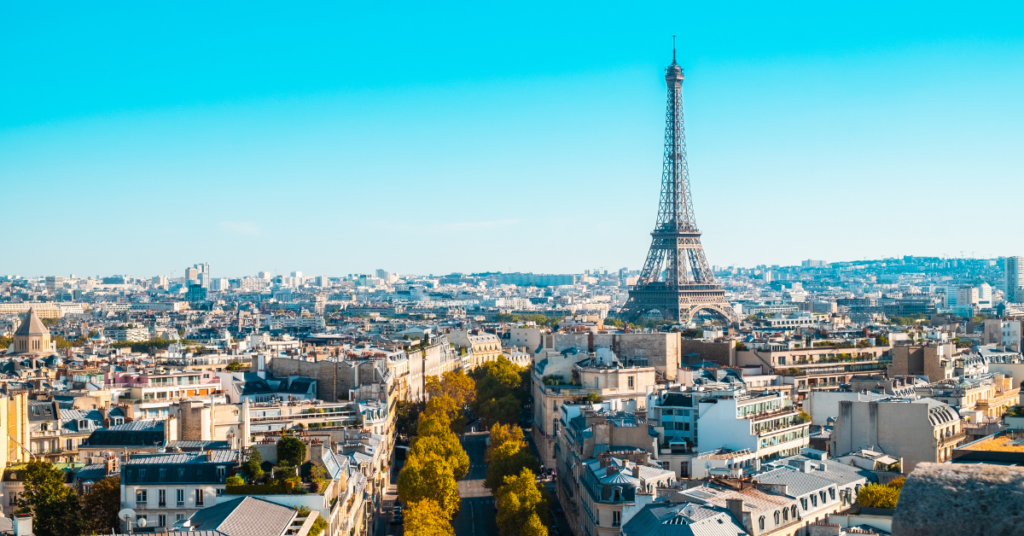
[937,431,967,447]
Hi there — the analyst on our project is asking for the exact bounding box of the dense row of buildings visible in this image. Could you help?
[3,256,1024,535]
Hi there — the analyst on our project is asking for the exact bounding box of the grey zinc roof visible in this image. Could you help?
[622,501,749,536]
[182,496,298,536]
[754,466,835,498]
[776,456,874,487]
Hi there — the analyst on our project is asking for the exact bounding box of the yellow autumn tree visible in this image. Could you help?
[405,499,454,536]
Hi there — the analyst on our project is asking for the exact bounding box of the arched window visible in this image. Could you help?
[774,511,780,524]
[758,516,765,530]
[791,505,798,518]
[783,507,789,521]
[612,487,622,501]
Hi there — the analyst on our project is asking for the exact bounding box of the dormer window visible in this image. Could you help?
[79,420,89,430]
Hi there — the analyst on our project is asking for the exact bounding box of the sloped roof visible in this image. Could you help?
[14,308,48,337]
[622,501,749,536]
[182,496,298,536]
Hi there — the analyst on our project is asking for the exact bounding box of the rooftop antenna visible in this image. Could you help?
[673,35,677,63]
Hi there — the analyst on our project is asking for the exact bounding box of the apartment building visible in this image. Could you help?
[449,330,502,369]
[735,343,891,400]
[120,450,239,530]
[983,319,1022,352]
[832,397,964,472]
[532,348,656,467]
[915,373,1019,422]
[888,343,956,383]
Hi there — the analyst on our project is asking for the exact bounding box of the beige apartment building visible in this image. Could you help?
[832,397,965,472]
[532,350,656,467]
[735,343,891,400]
[916,373,1019,423]
[449,330,502,369]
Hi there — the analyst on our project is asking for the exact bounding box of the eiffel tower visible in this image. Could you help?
[621,51,735,324]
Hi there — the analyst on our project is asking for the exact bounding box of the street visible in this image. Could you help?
[454,433,499,536]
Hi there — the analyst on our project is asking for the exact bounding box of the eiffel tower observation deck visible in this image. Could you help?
[621,51,736,324]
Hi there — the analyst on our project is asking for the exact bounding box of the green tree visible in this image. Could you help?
[16,461,85,536]
[242,447,264,481]
[277,436,306,467]
[495,468,549,536]
[486,441,540,490]
[398,452,461,517]
[0,336,13,349]
[405,499,455,536]
[479,393,520,427]
[395,400,426,438]
[81,476,121,534]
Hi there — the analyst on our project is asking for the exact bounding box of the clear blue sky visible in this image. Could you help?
[3,2,1023,278]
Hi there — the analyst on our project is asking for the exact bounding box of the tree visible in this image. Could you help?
[428,370,476,408]
[486,441,540,490]
[495,468,548,536]
[856,482,901,509]
[405,499,455,536]
[479,393,520,427]
[226,361,245,371]
[396,400,425,438]
[410,433,470,481]
[242,447,264,481]
[487,423,525,462]
[398,452,461,517]
[277,436,306,467]
[81,477,120,534]
[16,461,85,536]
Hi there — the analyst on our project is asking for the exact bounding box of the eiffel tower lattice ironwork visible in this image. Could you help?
[621,53,735,324]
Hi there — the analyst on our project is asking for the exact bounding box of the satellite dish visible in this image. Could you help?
[137,518,148,528]
[118,509,136,521]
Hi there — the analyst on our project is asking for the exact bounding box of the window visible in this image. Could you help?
[774,511,780,524]
[160,468,166,479]
[217,466,226,479]
[195,489,204,506]
[178,468,185,477]
[176,489,185,507]
[216,488,224,496]
[176,514,185,522]
[158,489,166,507]
[783,507,789,521]
[811,494,817,507]
[158,515,166,527]
[829,488,836,501]
[136,489,148,504]
[612,511,621,527]
[800,498,807,511]
[596,510,600,526]
[139,469,147,478]
[65,439,73,450]
[791,505,797,519]
[820,491,827,503]
[8,493,16,506]
[628,376,635,389]
[663,409,674,415]
[759,516,765,530]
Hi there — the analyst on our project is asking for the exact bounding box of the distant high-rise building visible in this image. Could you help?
[1007,257,1023,303]
[210,278,230,291]
[258,271,272,280]
[45,276,64,293]
[802,259,827,268]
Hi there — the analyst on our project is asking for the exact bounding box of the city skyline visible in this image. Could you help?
[3,2,1024,276]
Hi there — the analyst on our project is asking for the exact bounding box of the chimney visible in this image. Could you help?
[725,498,745,522]
[206,449,213,462]
[606,465,619,475]
[632,465,641,478]
[13,514,32,536]
[807,522,842,536]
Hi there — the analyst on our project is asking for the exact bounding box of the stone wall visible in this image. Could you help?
[893,463,1024,536]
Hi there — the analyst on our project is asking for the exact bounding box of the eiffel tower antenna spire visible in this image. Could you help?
[620,55,735,324]
[672,35,676,64]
